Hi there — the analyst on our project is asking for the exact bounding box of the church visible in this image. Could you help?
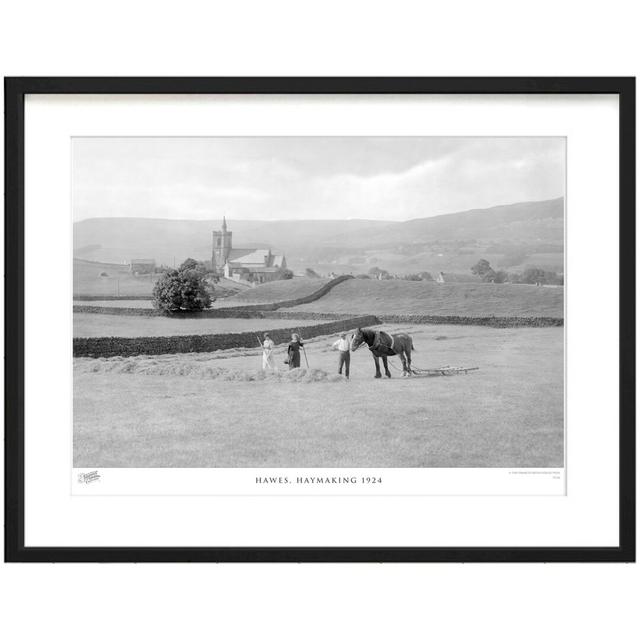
[211,217,287,284]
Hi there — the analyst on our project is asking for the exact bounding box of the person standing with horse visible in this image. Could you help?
[332,332,352,379]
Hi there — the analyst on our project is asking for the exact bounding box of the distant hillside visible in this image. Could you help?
[74,197,564,275]
[73,217,391,266]
[339,198,564,247]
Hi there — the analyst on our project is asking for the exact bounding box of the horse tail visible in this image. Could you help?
[411,337,415,351]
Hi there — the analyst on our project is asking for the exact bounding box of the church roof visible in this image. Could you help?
[226,248,267,263]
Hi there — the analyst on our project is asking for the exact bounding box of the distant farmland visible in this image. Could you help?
[74,258,248,298]
[74,259,160,297]
[74,265,564,319]
[286,279,564,318]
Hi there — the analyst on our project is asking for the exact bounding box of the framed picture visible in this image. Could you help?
[4,77,635,562]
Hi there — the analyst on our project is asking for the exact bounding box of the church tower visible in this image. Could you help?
[212,216,233,273]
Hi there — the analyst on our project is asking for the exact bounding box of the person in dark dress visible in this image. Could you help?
[287,333,304,369]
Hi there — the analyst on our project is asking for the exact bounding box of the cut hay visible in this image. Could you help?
[74,356,346,384]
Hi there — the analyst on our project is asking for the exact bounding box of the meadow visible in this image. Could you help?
[74,273,563,320]
[74,313,323,338]
[73,258,247,299]
[215,276,330,304]
[74,258,161,296]
[76,299,156,308]
[285,279,564,317]
[74,324,564,468]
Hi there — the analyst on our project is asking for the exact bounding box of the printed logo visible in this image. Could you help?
[78,470,101,484]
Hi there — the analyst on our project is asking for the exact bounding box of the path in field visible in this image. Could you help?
[74,325,564,468]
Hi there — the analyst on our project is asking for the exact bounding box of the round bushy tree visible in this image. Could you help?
[179,257,200,272]
[152,268,212,312]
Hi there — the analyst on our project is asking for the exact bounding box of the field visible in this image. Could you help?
[217,277,330,305]
[74,313,323,338]
[286,279,564,317]
[74,259,161,296]
[74,324,564,468]
[75,299,156,308]
[73,258,247,298]
[73,275,564,321]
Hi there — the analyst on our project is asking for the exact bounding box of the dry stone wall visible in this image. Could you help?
[73,314,379,358]
[72,274,355,316]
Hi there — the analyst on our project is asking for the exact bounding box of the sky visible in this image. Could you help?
[72,137,565,222]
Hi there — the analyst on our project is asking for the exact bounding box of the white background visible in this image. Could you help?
[1,1,638,639]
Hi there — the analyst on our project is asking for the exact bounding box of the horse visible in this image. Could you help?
[350,327,415,378]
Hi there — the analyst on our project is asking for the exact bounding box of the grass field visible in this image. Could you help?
[287,279,564,317]
[74,259,161,296]
[73,259,247,298]
[74,324,564,468]
[219,277,330,305]
[75,299,156,308]
[74,313,323,338]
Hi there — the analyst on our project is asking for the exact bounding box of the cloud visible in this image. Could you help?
[73,137,565,221]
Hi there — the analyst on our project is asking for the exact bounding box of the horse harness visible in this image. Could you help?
[369,330,396,356]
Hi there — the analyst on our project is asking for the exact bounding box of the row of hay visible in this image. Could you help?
[74,357,347,384]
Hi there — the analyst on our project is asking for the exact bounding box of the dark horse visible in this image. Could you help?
[351,327,415,378]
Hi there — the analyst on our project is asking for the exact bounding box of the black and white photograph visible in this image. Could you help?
[72,136,565,471]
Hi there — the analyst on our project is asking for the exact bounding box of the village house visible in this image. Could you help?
[129,258,156,275]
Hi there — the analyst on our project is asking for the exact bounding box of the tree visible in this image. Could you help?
[179,257,208,274]
[471,259,500,282]
[521,267,547,285]
[471,259,493,277]
[543,270,564,285]
[482,268,498,283]
[179,257,199,271]
[493,270,509,284]
[279,268,294,280]
[152,268,212,312]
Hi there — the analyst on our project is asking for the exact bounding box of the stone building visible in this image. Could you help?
[129,258,156,274]
[212,217,287,284]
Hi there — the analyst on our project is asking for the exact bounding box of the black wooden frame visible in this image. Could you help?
[4,77,635,562]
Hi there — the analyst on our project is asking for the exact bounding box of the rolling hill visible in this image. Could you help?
[220,277,331,305]
[74,197,564,275]
[340,197,564,247]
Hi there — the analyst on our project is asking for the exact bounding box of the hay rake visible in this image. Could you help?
[410,365,480,377]
[385,358,479,377]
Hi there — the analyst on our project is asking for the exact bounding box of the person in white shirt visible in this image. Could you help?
[332,333,352,379]
[262,333,277,371]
